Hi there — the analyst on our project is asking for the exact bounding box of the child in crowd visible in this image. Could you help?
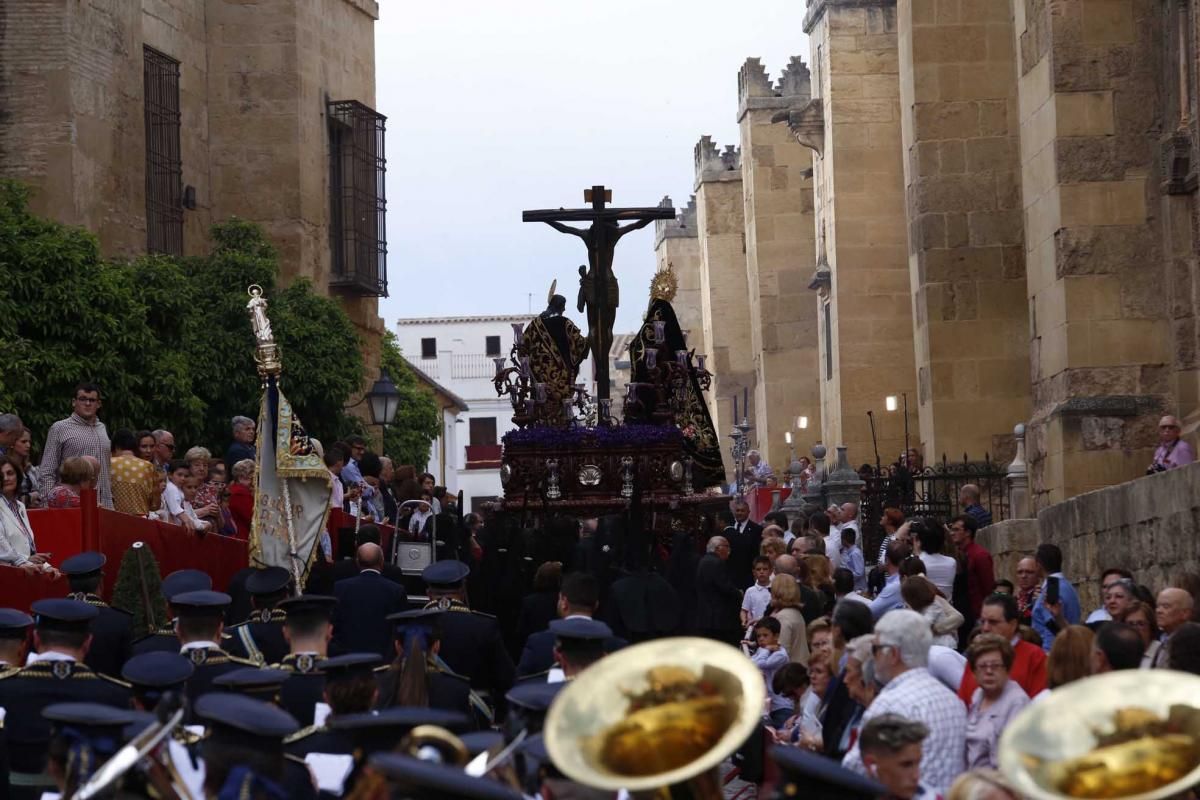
[742,556,774,629]
[44,457,97,509]
[747,616,792,728]
[181,475,212,533]
[161,460,190,528]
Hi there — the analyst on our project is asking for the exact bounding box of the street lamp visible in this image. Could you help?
[365,368,402,436]
[797,415,808,430]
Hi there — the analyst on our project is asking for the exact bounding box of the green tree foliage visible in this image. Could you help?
[381,331,442,470]
[0,180,437,465]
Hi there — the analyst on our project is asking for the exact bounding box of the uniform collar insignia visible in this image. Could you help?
[258,608,273,624]
[296,653,315,673]
[51,661,73,680]
[188,648,209,666]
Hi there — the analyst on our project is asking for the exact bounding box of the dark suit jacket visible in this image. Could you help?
[433,604,515,699]
[694,553,742,633]
[332,570,408,660]
[514,591,559,652]
[330,558,407,587]
[604,571,683,642]
[515,622,627,677]
[72,595,133,677]
[726,521,764,589]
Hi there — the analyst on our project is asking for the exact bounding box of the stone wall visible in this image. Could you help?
[0,0,384,402]
[654,195,704,342]
[1012,0,1172,507]
[738,56,822,468]
[896,0,1030,464]
[694,137,755,463]
[797,0,919,466]
[977,462,1200,611]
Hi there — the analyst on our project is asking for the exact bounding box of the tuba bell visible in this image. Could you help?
[543,636,765,797]
[997,669,1200,800]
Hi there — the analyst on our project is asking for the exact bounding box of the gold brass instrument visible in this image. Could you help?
[543,636,766,795]
[71,706,195,800]
[997,670,1200,800]
[399,725,471,767]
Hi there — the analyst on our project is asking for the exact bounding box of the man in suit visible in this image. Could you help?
[695,536,743,645]
[60,551,132,677]
[516,571,625,678]
[726,498,764,589]
[226,566,292,665]
[421,560,515,705]
[329,525,406,586]
[0,599,131,793]
[171,590,258,705]
[333,543,408,660]
[132,568,212,656]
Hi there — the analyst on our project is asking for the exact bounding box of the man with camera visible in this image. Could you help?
[1148,415,1195,473]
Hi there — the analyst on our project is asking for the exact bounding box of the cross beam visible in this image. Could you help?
[523,186,675,403]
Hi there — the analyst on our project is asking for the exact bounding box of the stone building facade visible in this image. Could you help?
[0,0,386,378]
[660,0,1200,509]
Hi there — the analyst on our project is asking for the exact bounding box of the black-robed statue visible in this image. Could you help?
[626,271,726,490]
[521,283,588,420]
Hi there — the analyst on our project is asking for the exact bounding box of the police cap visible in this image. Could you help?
[60,551,106,578]
[161,569,212,601]
[31,598,98,631]
[244,567,292,597]
[420,560,470,588]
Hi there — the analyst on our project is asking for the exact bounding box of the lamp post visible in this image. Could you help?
[364,368,402,442]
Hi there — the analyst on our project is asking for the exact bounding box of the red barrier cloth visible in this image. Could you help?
[0,495,249,612]
[746,487,792,522]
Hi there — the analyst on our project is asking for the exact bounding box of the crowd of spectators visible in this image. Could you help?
[0,384,472,573]
[698,487,1200,799]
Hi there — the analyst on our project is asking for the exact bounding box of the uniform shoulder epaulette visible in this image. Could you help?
[283,723,325,745]
[0,665,20,680]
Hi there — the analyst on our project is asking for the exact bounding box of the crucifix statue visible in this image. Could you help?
[523,186,675,400]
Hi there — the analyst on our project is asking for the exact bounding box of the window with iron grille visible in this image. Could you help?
[328,100,388,296]
[485,335,501,357]
[143,46,183,256]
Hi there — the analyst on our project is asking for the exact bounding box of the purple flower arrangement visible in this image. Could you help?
[502,423,684,449]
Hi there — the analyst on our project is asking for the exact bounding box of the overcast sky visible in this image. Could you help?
[375,2,808,335]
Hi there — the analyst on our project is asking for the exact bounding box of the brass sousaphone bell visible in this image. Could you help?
[543,636,766,796]
[998,669,1200,800]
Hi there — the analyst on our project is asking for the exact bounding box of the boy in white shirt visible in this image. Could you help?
[181,475,211,533]
[741,556,774,628]
[162,461,190,527]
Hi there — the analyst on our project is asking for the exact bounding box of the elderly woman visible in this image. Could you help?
[808,616,834,662]
[184,447,220,524]
[1123,600,1160,667]
[761,537,787,562]
[837,635,878,756]
[965,633,1029,769]
[45,457,96,509]
[0,457,54,574]
[770,573,810,666]
[228,458,256,540]
[1102,578,1137,623]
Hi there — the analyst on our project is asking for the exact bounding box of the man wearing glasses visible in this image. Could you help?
[37,383,114,508]
[1148,415,1195,473]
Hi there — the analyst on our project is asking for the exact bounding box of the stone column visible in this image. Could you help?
[896,0,1031,464]
[653,195,703,341]
[694,138,756,472]
[737,56,823,470]
[1011,0,1171,506]
[782,0,918,469]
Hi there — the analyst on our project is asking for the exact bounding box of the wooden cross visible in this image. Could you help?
[523,186,675,401]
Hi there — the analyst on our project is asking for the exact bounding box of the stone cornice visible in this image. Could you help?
[803,0,897,34]
[772,99,825,156]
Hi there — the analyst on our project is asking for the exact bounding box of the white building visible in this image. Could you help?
[396,313,593,512]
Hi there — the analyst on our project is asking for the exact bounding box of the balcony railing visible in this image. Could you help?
[452,354,501,380]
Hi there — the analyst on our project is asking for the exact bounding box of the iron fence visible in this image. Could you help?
[859,453,1009,564]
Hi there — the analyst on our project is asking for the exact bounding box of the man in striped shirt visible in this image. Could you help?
[38,383,113,509]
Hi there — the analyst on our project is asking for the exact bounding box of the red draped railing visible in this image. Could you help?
[0,489,248,612]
